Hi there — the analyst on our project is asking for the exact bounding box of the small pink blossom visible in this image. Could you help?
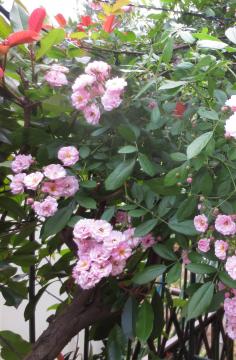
[89,245,110,263]
[215,214,236,236]
[71,88,91,110]
[225,95,236,112]
[91,220,113,242]
[91,261,112,279]
[73,219,95,240]
[85,61,111,81]
[10,173,26,194]
[111,259,126,276]
[26,197,34,205]
[41,181,64,197]
[224,296,236,339]
[51,64,69,73]
[23,171,43,190]
[124,227,141,248]
[225,113,236,139]
[214,240,228,260]
[72,74,96,92]
[111,243,132,261]
[148,100,157,109]
[101,92,122,111]
[45,70,68,87]
[73,269,100,289]
[116,211,131,224]
[11,154,33,173]
[194,214,208,232]
[105,77,127,94]
[186,177,192,184]
[141,233,155,249]
[226,255,236,280]
[55,176,79,197]
[103,230,124,250]
[197,238,210,252]
[58,146,79,166]
[74,258,91,272]
[33,196,58,217]
[181,250,191,265]
[88,1,102,10]
[43,164,66,180]
[83,103,100,125]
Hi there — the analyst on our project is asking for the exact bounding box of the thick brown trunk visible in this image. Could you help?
[24,287,110,360]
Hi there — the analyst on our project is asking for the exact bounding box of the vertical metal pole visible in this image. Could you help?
[188,273,196,360]
[29,231,35,343]
[84,327,89,360]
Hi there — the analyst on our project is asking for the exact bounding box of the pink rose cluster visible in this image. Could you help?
[45,64,69,87]
[193,213,236,279]
[71,60,127,125]
[224,95,236,139]
[72,218,155,289]
[224,295,236,339]
[9,146,79,218]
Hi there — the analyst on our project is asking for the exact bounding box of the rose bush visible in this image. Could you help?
[1,0,236,359]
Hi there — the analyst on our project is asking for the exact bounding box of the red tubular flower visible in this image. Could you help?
[81,16,92,27]
[0,44,10,54]
[7,30,40,47]
[103,15,116,33]
[28,7,46,33]
[55,13,67,28]
[173,101,186,118]
[0,67,4,78]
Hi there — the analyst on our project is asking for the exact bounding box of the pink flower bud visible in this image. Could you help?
[26,198,34,205]
[186,177,192,184]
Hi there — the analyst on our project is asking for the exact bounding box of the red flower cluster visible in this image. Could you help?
[0,8,46,54]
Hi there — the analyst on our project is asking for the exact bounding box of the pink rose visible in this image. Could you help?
[225,255,236,280]
[33,196,58,217]
[58,146,79,166]
[101,91,122,111]
[9,173,26,194]
[214,240,228,260]
[43,164,66,180]
[23,171,43,190]
[45,70,68,87]
[194,214,208,232]
[197,238,210,252]
[71,88,91,110]
[72,74,96,92]
[83,103,100,125]
[85,61,111,81]
[215,214,236,236]
[11,154,33,173]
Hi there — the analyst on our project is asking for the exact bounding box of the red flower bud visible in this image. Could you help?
[103,15,116,33]
[173,101,186,118]
[28,8,46,33]
[81,16,92,27]
[55,13,67,28]
[7,30,40,47]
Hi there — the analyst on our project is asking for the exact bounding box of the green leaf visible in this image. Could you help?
[219,271,236,288]
[105,159,135,191]
[0,197,26,219]
[134,79,155,100]
[24,285,49,321]
[162,37,173,64]
[187,131,213,160]
[207,291,224,312]
[134,219,158,237]
[136,300,154,341]
[187,282,214,320]
[101,207,115,221]
[107,325,125,360]
[166,263,181,284]
[186,263,216,274]
[159,80,187,90]
[75,193,97,209]
[176,197,197,221]
[170,152,187,162]
[164,163,188,187]
[153,243,177,261]
[36,29,65,60]
[0,16,12,38]
[198,107,218,120]
[42,94,72,114]
[138,153,157,177]
[168,218,198,236]
[0,331,31,360]
[42,201,76,239]
[10,2,28,32]
[121,297,134,340]
[133,264,167,285]
[118,145,137,154]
